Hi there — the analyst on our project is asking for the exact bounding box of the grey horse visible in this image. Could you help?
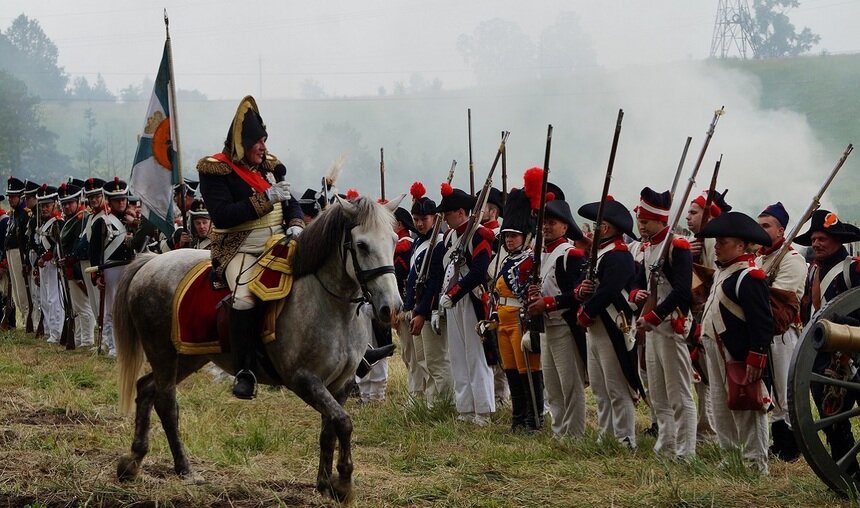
[113,195,403,501]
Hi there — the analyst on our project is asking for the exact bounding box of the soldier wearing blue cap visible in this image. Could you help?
[23,181,44,336]
[75,177,106,325]
[755,202,805,461]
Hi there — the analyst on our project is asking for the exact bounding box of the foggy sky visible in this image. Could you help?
[1,0,858,99]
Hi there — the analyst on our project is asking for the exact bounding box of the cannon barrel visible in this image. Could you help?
[813,320,860,353]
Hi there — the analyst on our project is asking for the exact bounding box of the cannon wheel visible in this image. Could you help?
[788,286,860,496]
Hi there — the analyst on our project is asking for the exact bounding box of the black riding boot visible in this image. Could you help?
[522,371,544,432]
[506,370,527,431]
[355,343,397,378]
[230,308,258,400]
[770,420,800,462]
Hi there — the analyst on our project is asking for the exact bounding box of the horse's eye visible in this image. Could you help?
[356,241,369,253]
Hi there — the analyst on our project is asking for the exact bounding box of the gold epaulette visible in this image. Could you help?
[196,156,231,175]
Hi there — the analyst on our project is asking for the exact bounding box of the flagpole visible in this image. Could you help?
[164,9,187,235]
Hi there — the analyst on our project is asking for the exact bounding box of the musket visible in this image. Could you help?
[527,125,553,339]
[501,130,508,205]
[446,131,510,290]
[415,160,457,302]
[635,137,698,340]
[699,154,723,235]
[587,109,624,282]
[765,143,854,283]
[379,147,385,202]
[52,220,76,350]
[468,108,475,196]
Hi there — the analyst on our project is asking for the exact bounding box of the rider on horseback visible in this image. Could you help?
[198,96,393,399]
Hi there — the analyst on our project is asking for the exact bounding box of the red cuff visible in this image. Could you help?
[446,284,461,300]
[671,316,686,334]
[642,310,661,327]
[40,251,54,263]
[543,296,557,312]
[574,284,586,302]
[746,351,767,369]
[576,307,594,328]
[628,289,641,303]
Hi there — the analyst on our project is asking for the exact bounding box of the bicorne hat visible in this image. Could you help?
[578,197,637,240]
[794,209,860,246]
[433,184,475,214]
[696,211,772,247]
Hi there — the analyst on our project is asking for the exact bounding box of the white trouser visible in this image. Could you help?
[224,226,282,310]
[445,297,495,416]
[102,265,127,354]
[39,263,63,343]
[69,279,95,346]
[29,267,41,330]
[770,327,799,423]
[7,249,29,327]
[399,314,428,398]
[587,318,637,446]
[79,260,101,324]
[421,317,452,405]
[356,326,388,401]
[542,321,587,438]
[646,321,697,457]
[702,335,769,472]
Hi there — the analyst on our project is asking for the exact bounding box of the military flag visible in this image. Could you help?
[129,23,182,237]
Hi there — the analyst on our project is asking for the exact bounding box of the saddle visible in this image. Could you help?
[172,237,296,355]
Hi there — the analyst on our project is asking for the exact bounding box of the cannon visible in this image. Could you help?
[788,286,860,495]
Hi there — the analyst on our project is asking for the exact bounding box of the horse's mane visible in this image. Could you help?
[293,196,393,278]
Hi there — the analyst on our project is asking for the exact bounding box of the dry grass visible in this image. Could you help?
[0,329,855,507]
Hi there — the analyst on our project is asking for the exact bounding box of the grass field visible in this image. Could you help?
[0,328,856,507]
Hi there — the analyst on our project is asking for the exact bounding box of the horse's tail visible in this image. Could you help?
[115,253,157,414]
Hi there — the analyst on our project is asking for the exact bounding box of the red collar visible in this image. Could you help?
[396,228,411,240]
[648,226,670,245]
[599,235,623,249]
[482,219,500,230]
[757,237,786,256]
[454,221,469,234]
[543,236,567,253]
[718,253,756,268]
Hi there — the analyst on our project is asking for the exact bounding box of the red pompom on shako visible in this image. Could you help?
[546,191,556,202]
[440,182,454,198]
[346,188,360,200]
[410,181,426,201]
[523,167,544,210]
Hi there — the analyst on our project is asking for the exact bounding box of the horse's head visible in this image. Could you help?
[336,194,404,325]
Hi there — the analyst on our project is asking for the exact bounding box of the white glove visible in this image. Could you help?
[439,294,454,309]
[264,181,291,203]
[521,333,533,352]
[286,225,303,238]
[430,310,442,335]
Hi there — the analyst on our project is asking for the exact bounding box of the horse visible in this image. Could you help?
[113,195,403,501]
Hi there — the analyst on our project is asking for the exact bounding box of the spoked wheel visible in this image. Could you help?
[788,287,860,496]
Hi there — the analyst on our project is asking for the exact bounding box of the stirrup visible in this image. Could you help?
[233,369,257,400]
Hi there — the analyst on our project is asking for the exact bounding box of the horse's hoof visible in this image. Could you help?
[116,455,139,482]
[181,471,206,485]
[319,477,353,502]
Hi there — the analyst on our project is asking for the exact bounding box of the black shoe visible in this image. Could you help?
[233,369,257,400]
[364,343,396,364]
[770,420,800,462]
[643,422,659,438]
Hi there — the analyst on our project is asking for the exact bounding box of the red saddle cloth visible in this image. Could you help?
[172,261,231,355]
[172,260,288,355]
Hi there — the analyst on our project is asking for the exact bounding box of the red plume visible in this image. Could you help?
[440,182,453,197]
[546,191,555,202]
[523,167,544,210]
[346,188,360,200]
[606,195,615,202]
[410,181,426,201]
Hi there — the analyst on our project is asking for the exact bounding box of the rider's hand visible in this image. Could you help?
[265,181,291,203]
[286,225,303,238]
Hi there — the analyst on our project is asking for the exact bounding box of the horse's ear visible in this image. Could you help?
[383,193,406,212]
[334,195,358,216]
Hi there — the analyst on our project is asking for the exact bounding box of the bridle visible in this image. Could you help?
[314,225,395,311]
